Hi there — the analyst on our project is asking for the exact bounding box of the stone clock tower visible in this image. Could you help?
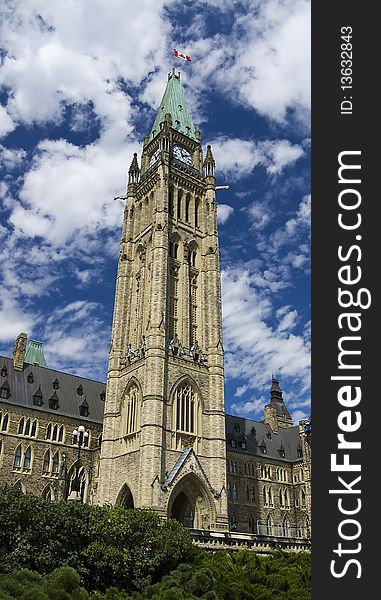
[96,70,228,531]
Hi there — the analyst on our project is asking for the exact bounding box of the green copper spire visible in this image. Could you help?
[25,340,47,368]
[150,69,196,141]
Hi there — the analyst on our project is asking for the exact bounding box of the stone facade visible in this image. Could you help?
[0,353,104,503]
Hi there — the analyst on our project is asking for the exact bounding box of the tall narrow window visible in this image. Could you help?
[18,418,24,435]
[52,452,59,474]
[282,517,289,537]
[1,413,9,431]
[168,186,173,216]
[13,446,22,469]
[245,485,250,501]
[53,424,58,441]
[232,482,238,499]
[125,384,140,435]
[43,450,50,474]
[251,485,255,502]
[266,515,273,536]
[24,418,31,436]
[30,420,37,437]
[249,514,257,534]
[46,423,52,440]
[189,272,197,345]
[58,425,64,443]
[195,197,200,228]
[175,382,198,434]
[177,190,183,220]
[185,193,191,223]
[24,447,31,470]
[169,267,179,340]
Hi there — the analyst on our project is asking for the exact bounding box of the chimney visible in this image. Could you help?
[13,332,27,371]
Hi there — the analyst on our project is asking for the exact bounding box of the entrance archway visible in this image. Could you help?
[116,484,134,508]
[171,491,194,528]
[168,473,215,530]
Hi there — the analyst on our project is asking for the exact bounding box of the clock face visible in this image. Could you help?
[173,145,192,166]
[149,148,161,167]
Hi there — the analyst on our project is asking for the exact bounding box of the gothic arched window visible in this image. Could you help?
[125,384,140,435]
[195,197,200,228]
[177,189,183,220]
[18,417,24,435]
[251,485,255,502]
[1,413,9,431]
[43,450,51,474]
[13,446,22,470]
[249,513,257,534]
[175,381,198,434]
[282,517,289,537]
[24,447,32,470]
[52,452,60,474]
[266,514,273,536]
[31,420,37,437]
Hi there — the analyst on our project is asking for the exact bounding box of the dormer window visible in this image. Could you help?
[230,438,237,448]
[33,386,43,406]
[52,379,60,390]
[0,380,10,400]
[100,390,106,402]
[79,398,89,418]
[239,439,247,450]
[48,391,59,410]
[1,366,7,378]
[76,385,84,396]
[258,441,267,454]
[234,423,240,433]
[27,372,34,384]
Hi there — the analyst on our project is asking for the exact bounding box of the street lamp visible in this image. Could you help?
[68,425,88,502]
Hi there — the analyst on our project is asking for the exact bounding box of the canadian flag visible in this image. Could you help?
[173,49,191,62]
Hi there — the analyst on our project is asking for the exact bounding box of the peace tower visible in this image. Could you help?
[96,70,229,530]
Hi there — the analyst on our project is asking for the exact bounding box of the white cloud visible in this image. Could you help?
[221,267,310,397]
[217,204,234,224]
[210,137,304,180]
[0,291,35,342]
[0,106,15,137]
[189,0,310,127]
[8,139,131,247]
[245,200,273,231]
[231,396,266,417]
[0,0,172,134]
[292,409,309,423]
[234,384,249,398]
[257,194,311,255]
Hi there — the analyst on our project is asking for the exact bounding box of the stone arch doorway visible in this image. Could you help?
[171,491,195,528]
[168,473,215,530]
[116,484,134,508]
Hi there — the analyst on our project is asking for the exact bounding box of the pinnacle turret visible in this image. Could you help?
[203,144,215,177]
[128,153,140,184]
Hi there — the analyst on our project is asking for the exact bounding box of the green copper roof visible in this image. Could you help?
[150,69,196,141]
[25,340,47,368]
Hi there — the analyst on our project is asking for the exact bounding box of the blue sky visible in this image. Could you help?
[0,0,311,422]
